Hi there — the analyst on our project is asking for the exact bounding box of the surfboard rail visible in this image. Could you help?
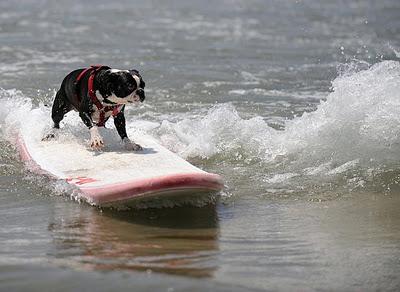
[80,172,223,205]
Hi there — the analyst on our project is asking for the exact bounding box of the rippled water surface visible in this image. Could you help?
[1,0,400,291]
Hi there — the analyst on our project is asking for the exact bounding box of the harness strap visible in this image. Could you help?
[87,70,104,110]
[75,64,109,102]
[75,67,93,85]
[75,65,122,127]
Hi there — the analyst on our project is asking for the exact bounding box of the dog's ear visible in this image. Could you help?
[129,69,140,75]
[129,69,143,80]
[130,69,145,88]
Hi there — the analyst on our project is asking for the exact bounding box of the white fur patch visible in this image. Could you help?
[132,75,141,88]
[110,69,129,73]
[95,90,105,101]
[106,92,137,104]
[96,90,138,105]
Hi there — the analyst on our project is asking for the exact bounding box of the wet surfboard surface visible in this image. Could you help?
[17,130,223,207]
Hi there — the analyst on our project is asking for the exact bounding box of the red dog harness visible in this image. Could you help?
[75,65,123,127]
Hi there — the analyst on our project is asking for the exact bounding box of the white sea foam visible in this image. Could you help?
[154,60,400,193]
[2,60,400,196]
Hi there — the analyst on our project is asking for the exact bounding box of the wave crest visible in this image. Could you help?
[155,61,400,196]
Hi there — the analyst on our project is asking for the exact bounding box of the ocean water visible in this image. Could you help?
[1,0,400,291]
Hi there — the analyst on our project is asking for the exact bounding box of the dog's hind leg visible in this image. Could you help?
[51,89,72,128]
[42,90,72,141]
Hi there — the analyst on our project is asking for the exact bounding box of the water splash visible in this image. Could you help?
[2,60,400,198]
[155,61,400,196]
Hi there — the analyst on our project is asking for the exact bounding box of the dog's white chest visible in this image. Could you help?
[91,104,124,126]
[91,106,113,124]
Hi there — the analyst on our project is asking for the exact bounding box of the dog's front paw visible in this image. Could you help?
[122,137,142,151]
[91,137,104,150]
[90,127,104,150]
[42,129,58,141]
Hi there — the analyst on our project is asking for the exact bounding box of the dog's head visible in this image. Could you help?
[98,69,146,104]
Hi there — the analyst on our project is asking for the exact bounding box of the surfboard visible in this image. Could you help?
[16,129,223,207]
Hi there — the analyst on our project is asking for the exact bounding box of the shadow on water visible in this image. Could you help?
[103,204,219,229]
[47,203,220,278]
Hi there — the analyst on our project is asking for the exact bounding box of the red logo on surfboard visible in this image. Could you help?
[66,177,97,185]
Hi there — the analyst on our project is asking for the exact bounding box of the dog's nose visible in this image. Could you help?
[137,88,145,102]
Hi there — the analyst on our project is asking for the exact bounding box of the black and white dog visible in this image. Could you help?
[43,65,145,151]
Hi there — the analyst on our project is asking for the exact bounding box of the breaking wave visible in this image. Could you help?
[156,61,400,197]
[161,61,400,162]
[1,60,400,199]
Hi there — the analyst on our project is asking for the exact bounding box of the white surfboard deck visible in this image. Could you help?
[17,129,223,207]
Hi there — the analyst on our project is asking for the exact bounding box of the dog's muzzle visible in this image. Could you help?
[137,88,145,102]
